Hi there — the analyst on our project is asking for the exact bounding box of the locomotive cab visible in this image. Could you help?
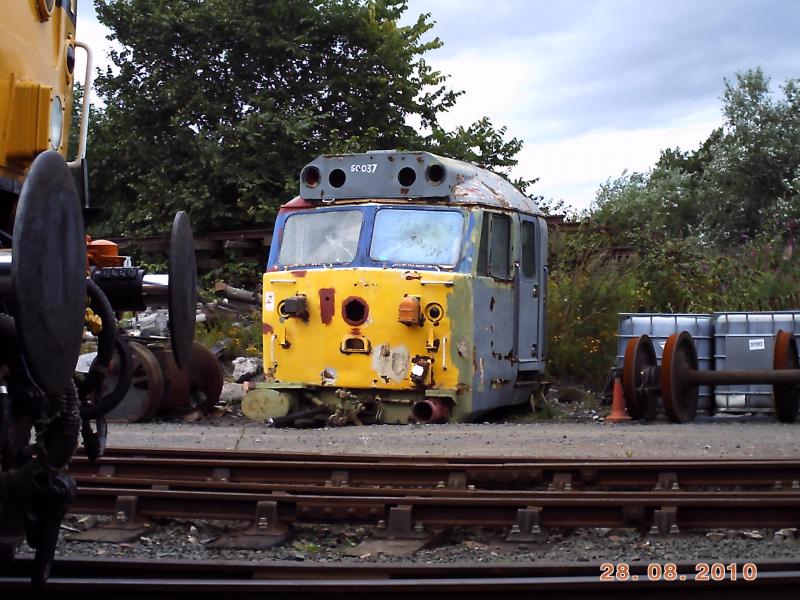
[244,151,548,425]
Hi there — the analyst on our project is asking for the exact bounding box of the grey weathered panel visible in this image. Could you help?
[616,313,713,410]
[471,277,517,413]
[299,151,541,214]
[713,311,800,412]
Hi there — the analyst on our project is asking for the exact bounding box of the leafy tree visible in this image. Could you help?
[700,69,800,244]
[592,69,800,247]
[88,0,533,235]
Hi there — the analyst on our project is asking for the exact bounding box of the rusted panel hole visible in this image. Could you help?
[319,288,335,325]
[342,296,369,326]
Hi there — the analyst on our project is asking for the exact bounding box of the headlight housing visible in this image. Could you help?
[49,95,63,150]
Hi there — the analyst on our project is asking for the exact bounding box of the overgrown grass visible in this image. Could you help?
[194,309,262,360]
[545,227,800,389]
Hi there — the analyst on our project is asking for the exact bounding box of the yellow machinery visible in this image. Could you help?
[0,1,197,583]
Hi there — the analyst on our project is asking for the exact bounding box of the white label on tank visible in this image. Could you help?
[749,338,765,351]
[659,341,667,350]
[264,292,275,312]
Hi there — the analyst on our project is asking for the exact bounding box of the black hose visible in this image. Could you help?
[77,279,117,399]
[0,312,19,364]
[37,382,81,471]
[79,335,133,420]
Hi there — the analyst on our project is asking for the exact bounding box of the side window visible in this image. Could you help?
[521,221,536,278]
[477,212,512,279]
[488,214,511,278]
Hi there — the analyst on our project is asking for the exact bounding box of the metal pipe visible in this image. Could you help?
[67,40,93,167]
[688,369,800,386]
[141,274,169,306]
[0,251,11,296]
[412,398,450,424]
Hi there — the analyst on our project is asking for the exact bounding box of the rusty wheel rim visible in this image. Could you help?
[151,346,192,415]
[773,330,799,423]
[661,331,699,424]
[106,342,164,423]
[187,341,224,413]
[622,335,657,421]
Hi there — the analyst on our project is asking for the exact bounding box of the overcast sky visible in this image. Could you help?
[76,0,800,211]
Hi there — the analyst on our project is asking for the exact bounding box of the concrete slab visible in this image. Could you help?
[102,417,800,459]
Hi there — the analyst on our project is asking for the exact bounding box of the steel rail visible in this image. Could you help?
[3,557,798,597]
[69,484,800,529]
[72,474,800,501]
[71,448,800,490]
[88,445,800,464]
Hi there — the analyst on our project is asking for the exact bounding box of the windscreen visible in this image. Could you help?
[277,210,363,266]
[369,208,464,266]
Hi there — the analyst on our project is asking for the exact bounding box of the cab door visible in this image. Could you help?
[515,215,546,371]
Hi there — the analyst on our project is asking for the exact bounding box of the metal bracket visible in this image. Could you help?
[650,506,680,535]
[655,472,678,491]
[210,467,230,482]
[355,504,448,556]
[68,495,150,543]
[330,470,349,487]
[549,473,573,491]
[377,504,428,540]
[210,500,292,549]
[506,506,545,542]
[447,471,467,490]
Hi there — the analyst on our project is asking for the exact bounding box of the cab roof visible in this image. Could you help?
[298,150,541,214]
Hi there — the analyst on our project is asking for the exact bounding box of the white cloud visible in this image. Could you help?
[516,109,722,210]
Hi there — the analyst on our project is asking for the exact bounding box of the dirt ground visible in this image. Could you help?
[106,413,800,458]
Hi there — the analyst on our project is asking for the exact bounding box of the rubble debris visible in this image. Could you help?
[232,356,263,383]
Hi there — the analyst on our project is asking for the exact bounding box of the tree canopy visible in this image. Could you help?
[87,0,532,235]
[592,68,800,247]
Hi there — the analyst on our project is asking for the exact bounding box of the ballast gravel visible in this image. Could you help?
[18,415,800,568]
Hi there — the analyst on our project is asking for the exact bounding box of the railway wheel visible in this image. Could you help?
[187,341,224,413]
[661,331,699,424]
[152,346,191,416]
[622,335,658,421]
[773,330,799,423]
[106,342,164,423]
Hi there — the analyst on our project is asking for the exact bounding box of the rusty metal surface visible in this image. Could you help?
[661,332,699,423]
[66,449,800,533]
[298,152,542,215]
[4,557,798,597]
[622,335,658,420]
[105,343,163,423]
[688,369,800,386]
[68,484,800,531]
[70,452,800,489]
[773,330,800,423]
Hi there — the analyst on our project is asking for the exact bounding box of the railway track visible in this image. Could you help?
[73,446,800,489]
[3,557,798,598]
[66,448,800,535]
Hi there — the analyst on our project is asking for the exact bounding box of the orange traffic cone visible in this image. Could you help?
[606,377,631,423]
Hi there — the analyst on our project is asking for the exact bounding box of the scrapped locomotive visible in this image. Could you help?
[244,151,548,425]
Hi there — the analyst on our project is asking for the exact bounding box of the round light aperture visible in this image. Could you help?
[66,44,76,75]
[37,0,55,21]
[426,163,446,185]
[424,302,444,323]
[398,167,416,187]
[49,95,63,150]
[301,165,321,188]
